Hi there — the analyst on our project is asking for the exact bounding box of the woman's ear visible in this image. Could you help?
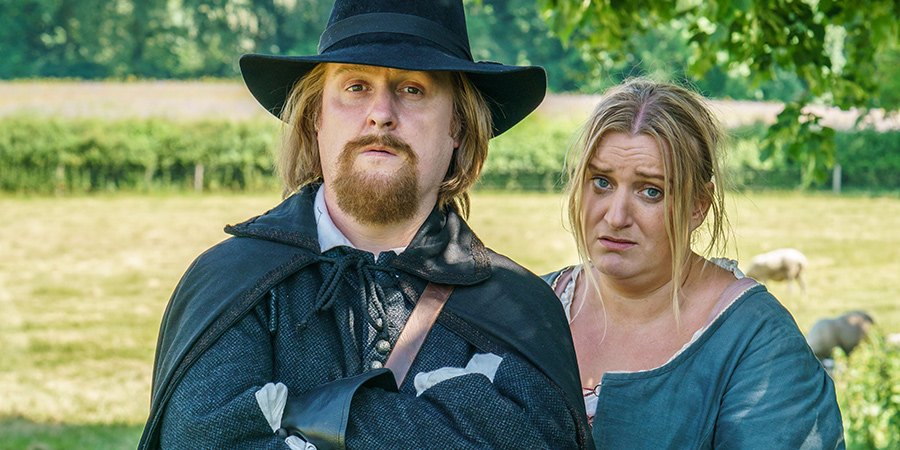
[690,182,714,231]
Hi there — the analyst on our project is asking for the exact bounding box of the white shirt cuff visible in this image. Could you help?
[413,353,503,396]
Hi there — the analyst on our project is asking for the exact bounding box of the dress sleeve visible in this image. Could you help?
[344,352,582,449]
[714,317,845,449]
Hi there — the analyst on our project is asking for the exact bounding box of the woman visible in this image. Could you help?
[544,79,844,448]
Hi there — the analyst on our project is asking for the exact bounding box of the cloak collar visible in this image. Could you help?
[225,184,491,286]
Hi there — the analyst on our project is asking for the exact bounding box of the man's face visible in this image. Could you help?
[317,63,458,225]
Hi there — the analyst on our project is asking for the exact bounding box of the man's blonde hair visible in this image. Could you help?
[277,64,493,218]
[566,78,730,323]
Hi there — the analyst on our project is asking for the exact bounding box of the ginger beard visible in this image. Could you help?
[332,133,421,226]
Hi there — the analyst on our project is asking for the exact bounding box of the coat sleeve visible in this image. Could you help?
[157,303,290,450]
[714,316,845,449]
[342,351,581,449]
[158,303,582,449]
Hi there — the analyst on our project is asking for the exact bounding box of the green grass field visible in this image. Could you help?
[1,190,898,448]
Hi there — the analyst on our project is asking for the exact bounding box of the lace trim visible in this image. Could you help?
[558,265,582,323]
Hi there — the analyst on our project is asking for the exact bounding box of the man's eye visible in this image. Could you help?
[403,86,422,95]
[347,84,365,92]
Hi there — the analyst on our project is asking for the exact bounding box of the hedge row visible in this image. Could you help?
[1,116,897,194]
[727,123,900,191]
[0,117,281,193]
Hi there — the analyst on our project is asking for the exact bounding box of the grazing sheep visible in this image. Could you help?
[744,248,808,297]
[806,311,874,361]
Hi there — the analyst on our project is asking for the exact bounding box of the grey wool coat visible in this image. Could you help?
[139,185,592,449]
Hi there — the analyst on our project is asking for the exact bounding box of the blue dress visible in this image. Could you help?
[544,266,845,449]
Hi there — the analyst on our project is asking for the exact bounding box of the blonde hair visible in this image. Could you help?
[566,78,729,323]
[277,64,493,218]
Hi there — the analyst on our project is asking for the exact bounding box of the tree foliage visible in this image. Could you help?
[466,0,591,92]
[538,0,900,184]
[0,0,583,89]
[3,0,823,96]
[0,0,333,79]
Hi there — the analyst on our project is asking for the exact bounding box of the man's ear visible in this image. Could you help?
[690,181,714,231]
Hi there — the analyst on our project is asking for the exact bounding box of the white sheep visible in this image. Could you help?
[806,310,874,361]
[744,248,808,297]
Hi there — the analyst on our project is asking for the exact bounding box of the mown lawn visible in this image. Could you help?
[1,190,898,448]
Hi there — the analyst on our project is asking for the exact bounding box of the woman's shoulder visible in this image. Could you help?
[702,257,796,329]
[678,284,813,383]
[716,283,808,344]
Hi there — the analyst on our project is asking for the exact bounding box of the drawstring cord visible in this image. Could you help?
[359,260,390,334]
[296,253,397,334]
[298,251,399,374]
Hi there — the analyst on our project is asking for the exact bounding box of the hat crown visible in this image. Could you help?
[239,0,546,137]
[320,0,472,60]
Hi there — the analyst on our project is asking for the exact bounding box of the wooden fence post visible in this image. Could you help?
[194,163,204,193]
[55,164,65,196]
[832,164,842,194]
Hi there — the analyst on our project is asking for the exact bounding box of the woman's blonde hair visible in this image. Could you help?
[276,64,493,218]
[566,78,730,323]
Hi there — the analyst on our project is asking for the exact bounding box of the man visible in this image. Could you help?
[139,0,591,448]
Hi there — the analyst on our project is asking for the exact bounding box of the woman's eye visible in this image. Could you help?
[347,84,365,92]
[403,86,422,95]
[643,187,663,199]
[591,177,611,189]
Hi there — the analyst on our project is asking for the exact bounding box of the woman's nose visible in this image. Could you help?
[604,190,632,230]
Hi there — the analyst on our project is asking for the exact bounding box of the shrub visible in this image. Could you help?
[0,116,280,194]
[832,329,900,449]
[725,124,900,191]
[834,130,900,190]
[1,116,898,194]
[480,115,578,191]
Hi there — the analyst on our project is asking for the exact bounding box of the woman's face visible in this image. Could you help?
[582,132,674,287]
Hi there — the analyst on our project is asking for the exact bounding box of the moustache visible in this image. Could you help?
[342,133,417,163]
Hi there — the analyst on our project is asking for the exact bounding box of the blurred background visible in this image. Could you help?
[1,0,898,448]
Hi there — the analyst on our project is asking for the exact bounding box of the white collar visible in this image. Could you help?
[314,185,407,259]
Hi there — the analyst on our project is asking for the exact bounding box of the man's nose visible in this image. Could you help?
[367,89,396,130]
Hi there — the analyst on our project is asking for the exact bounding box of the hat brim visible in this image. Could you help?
[239,42,546,136]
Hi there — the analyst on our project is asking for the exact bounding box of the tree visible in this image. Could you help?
[538,0,900,185]
[0,0,140,78]
[466,0,590,92]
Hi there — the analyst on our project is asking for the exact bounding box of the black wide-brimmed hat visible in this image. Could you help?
[239,0,546,137]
